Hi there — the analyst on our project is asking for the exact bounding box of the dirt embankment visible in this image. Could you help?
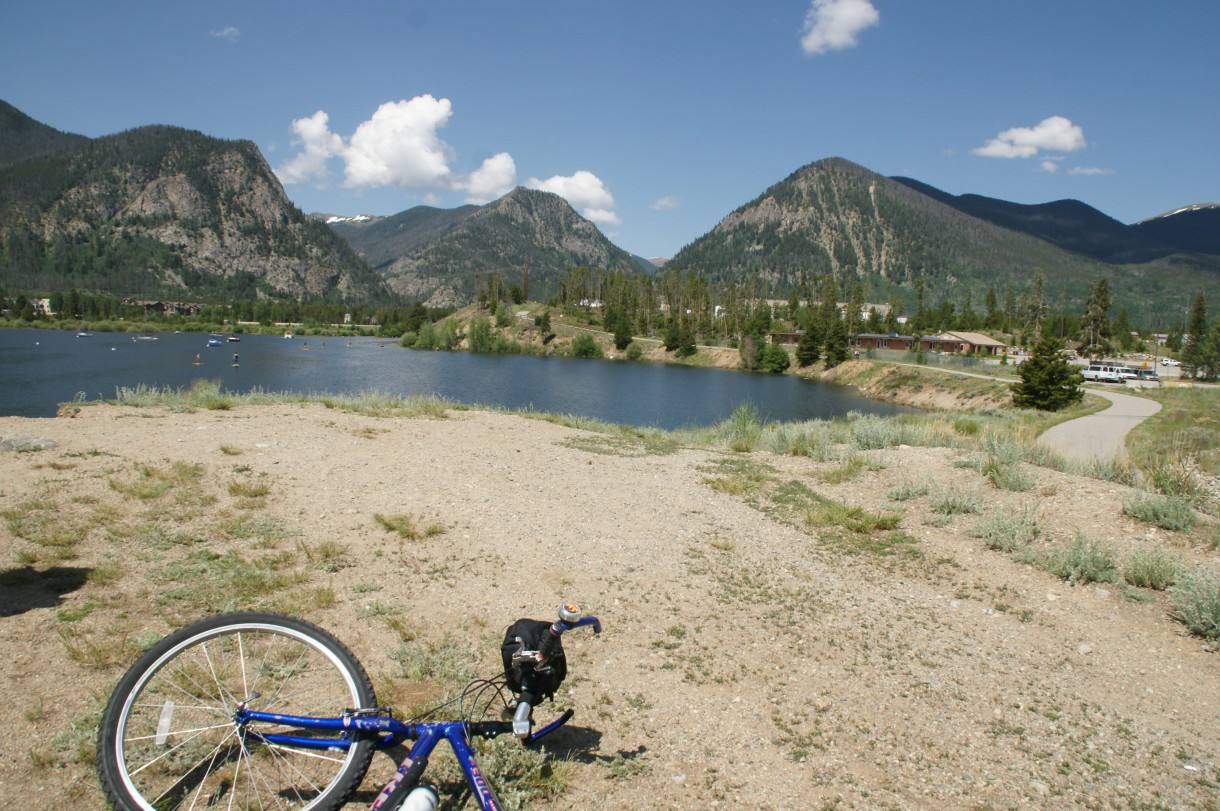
[1,404,1216,809]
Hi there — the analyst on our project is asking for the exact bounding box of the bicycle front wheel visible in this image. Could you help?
[97,612,377,811]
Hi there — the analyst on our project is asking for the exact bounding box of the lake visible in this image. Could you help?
[0,328,914,428]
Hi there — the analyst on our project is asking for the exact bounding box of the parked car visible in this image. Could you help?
[1161,358,1181,366]
[1116,367,1139,380]
[1135,369,1160,382]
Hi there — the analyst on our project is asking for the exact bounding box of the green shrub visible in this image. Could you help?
[929,483,984,515]
[1147,458,1206,503]
[971,505,1040,552]
[1040,534,1117,585]
[1123,492,1196,532]
[983,458,1035,492]
[467,316,492,353]
[850,415,900,450]
[717,404,764,452]
[818,454,864,484]
[1122,547,1180,591]
[571,333,603,359]
[758,343,791,374]
[413,322,436,350]
[887,478,930,502]
[953,418,981,436]
[1169,567,1220,640]
[625,342,643,361]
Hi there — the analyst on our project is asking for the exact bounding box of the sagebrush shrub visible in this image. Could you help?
[1170,567,1220,640]
[1040,534,1117,585]
[1122,547,1180,591]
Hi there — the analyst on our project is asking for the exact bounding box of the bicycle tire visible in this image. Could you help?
[97,612,377,811]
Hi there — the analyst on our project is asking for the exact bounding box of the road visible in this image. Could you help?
[888,360,1164,462]
[1038,386,1162,461]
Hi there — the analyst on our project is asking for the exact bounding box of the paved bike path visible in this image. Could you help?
[1038,387,1161,461]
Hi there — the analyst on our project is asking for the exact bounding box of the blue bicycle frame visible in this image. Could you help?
[238,710,572,811]
[239,612,601,811]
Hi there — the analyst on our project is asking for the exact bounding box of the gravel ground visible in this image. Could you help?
[0,403,1217,810]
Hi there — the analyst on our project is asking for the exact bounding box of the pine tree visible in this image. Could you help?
[759,343,791,373]
[846,282,864,340]
[1112,307,1134,351]
[985,288,1002,330]
[1199,322,1220,381]
[1180,292,1208,380]
[823,316,850,369]
[1078,278,1112,359]
[1011,335,1084,411]
[795,321,822,368]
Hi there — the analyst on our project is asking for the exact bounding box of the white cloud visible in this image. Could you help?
[1068,166,1115,176]
[651,195,681,210]
[275,96,618,224]
[210,25,240,42]
[278,96,517,198]
[342,97,456,189]
[973,115,1086,159]
[276,111,344,185]
[527,171,621,226]
[800,0,880,55]
[1039,160,1060,174]
[457,152,518,203]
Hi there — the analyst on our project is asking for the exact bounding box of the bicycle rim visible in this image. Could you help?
[109,618,371,810]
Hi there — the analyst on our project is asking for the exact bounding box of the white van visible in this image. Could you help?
[1081,364,1122,382]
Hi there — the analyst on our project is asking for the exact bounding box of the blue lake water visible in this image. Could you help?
[0,328,914,428]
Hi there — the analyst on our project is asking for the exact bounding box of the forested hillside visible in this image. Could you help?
[668,158,1220,324]
[0,104,389,302]
[328,187,645,308]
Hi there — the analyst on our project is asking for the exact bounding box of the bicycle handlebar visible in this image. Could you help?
[537,603,601,660]
[513,603,601,738]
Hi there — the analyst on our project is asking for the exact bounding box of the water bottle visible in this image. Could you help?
[398,784,438,811]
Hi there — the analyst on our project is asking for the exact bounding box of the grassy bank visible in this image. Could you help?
[91,379,1212,507]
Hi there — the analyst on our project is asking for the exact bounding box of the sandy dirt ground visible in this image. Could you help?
[0,403,1217,810]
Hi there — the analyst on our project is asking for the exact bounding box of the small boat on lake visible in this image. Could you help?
[207,337,223,347]
[134,332,158,341]
[227,335,241,342]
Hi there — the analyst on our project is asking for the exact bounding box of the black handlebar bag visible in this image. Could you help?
[500,619,567,701]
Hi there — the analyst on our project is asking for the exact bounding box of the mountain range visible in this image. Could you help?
[668,158,1218,324]
[2,101,1216,322]
[0,101,385,301]
[323,187,647,307]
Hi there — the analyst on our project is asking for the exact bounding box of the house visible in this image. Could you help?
[920,331,1007,356]
[855,333,918,351]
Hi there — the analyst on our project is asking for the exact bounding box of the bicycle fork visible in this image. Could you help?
[371,723,506,811]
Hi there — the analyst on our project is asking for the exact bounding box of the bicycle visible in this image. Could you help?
[96,603,603,810]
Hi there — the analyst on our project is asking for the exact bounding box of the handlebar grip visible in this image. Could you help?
[512,695,534,738]
[537,625,563,660]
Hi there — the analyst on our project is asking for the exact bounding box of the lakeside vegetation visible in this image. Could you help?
[90,378,1216,502]
[50,381,1220,642]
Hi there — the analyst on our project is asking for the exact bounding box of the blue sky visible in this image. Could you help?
[3,1,1217,260]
